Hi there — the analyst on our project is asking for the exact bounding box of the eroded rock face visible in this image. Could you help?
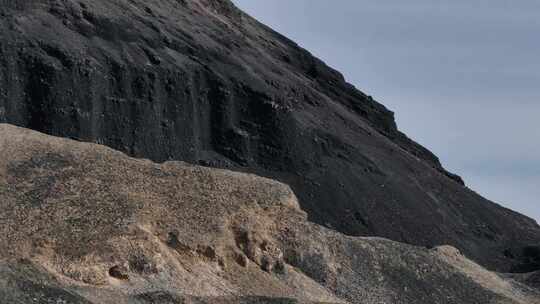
[0,0,539,273]
[1,124,539,303]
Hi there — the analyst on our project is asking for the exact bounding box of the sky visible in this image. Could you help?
[232,0,540,223]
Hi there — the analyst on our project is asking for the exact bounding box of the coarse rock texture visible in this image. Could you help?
[0,0,539,273]
[1,124,540,304]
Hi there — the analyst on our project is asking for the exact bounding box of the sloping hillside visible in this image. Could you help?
[1,124,540,303]
[0,0,539,272]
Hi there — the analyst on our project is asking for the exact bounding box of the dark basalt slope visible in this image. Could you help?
[0,0,539,272]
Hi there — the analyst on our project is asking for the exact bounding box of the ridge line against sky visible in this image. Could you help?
[232,0,540,223]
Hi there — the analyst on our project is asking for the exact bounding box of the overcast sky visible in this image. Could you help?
[232,0,540,223]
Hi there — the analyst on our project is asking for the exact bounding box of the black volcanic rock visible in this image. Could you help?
[0,0,539,273]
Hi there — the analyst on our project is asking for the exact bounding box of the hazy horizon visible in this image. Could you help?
[233,0,540,223]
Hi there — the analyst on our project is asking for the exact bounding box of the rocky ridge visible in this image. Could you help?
[1,124,540,304]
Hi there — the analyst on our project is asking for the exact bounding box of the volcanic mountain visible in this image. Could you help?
[0,0,539,276]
